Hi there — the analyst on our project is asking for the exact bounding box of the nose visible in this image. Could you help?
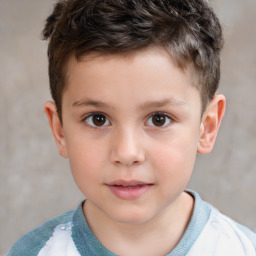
[110,128,145,166]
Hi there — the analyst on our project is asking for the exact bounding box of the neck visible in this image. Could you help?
[83,192,194,256]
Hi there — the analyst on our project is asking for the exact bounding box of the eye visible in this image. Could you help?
[84,113,110,127]
[146,113,172,127]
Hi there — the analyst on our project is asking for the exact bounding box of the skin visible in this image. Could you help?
[45,47,226,255]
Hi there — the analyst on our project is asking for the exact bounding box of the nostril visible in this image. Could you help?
[111,152,145,166]
[110,132,145,165]
[114,159,140,166]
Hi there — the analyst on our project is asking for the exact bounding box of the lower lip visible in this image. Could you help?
[107,184,152,200]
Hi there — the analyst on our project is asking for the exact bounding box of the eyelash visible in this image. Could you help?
[146,112,173,128]
[81,112,173,129]
[82,112,111,128]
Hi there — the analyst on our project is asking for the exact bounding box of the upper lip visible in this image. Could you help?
[107,180,152,187]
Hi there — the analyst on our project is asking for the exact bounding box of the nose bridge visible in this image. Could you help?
[110,124,145,166]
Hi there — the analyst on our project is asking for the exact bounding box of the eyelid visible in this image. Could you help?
[82,112,111,128]
[145,112,173,128]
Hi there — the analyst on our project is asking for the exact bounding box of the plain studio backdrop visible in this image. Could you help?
[0,0,255,254]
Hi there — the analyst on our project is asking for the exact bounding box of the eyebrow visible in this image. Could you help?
[137,98,186,109]
[72,98,186,109]
[72,99,112,108]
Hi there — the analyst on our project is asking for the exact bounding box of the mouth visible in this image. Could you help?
[106,180,153,200]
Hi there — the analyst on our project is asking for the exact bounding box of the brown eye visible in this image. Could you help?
[147,113,172,127]
[85,113,110,127]
[93,114,106,126]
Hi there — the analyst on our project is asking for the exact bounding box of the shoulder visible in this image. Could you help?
[6,210,75,256]
[204,199,256,250]
[188,191,256,255]
[210,208,256,253]
[235,221,256,249]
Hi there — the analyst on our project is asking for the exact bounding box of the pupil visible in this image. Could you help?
[153,114,165,126]
[93,115,106,126]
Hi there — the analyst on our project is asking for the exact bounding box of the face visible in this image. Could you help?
[55,48,205,224]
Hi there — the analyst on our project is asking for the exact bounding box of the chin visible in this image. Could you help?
[107,207,155,225]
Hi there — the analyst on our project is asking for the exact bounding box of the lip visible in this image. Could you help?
[106,180,153,200]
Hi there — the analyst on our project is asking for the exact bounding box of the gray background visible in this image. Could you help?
[0,0,255,254]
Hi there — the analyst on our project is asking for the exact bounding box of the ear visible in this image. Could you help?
[197,94,226,154]
[44,101,68,158]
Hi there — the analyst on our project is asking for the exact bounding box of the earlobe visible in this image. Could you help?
[197,94,226,154]
[44,101,68,158]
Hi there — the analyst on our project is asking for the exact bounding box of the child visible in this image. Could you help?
[7,0,256,255]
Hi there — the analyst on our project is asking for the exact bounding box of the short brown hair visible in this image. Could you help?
[42,0,223,121]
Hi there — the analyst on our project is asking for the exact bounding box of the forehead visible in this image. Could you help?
[63,47,201,110]
[66,47,193,86]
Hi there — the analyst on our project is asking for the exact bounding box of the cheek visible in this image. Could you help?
[65,137,106,185]
[151,135,198,180]
[68,150,102,198]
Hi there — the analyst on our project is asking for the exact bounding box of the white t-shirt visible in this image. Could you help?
[7,191,256,256]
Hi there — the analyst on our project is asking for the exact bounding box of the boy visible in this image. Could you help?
[7,0,256,255]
